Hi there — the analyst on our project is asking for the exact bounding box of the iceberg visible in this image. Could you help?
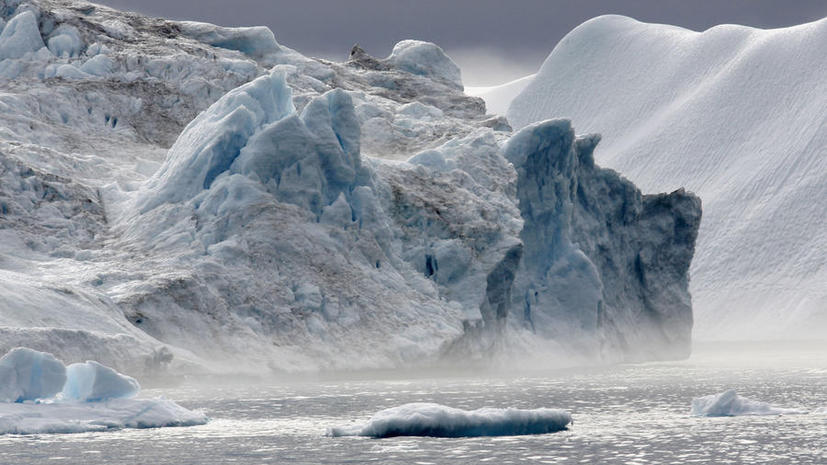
[691,390,806,417]
[0,398,207,435]
[62,361,140,402]
[507,15,827,341]
[0,348,206,435]
[328,403,571,438]
[0,1,701,373]
[0,348,66,402]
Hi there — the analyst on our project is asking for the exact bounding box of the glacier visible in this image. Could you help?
[328,402,571,438]
[507,15,827,341]
[0,347,206,434]
[0,0,700,375]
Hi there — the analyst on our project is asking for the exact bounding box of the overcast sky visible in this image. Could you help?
[94,0,827,86]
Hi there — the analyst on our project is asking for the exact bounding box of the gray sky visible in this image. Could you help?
[94,0,827,86]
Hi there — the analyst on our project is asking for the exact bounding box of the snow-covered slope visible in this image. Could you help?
[466,74,535,116]
[0,1,700,375]
[508,15,827,341]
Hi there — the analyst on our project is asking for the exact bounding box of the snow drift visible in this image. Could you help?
[328,402,571,438]
[691,390,806,417]
[507,15,827,340]
[0,348,206,435]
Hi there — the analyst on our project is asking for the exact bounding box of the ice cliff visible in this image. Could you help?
[507,15,827,341]
[0,0,700,375]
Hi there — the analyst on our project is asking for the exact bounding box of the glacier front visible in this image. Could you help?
[0,0,701,375]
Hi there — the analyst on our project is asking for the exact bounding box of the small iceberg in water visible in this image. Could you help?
[0,347,207,434]
[691,390,806,417]
[328,402,572,438]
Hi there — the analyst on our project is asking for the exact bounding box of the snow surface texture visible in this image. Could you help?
[507,15,827,341]
[328,402,571,438]
[691,390,806,417]
[0,347,206,435]
[466,74,535,116]
[0,1,699,374]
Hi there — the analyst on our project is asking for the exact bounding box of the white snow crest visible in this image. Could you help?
[691,390,806,417]
[328,402,571,438]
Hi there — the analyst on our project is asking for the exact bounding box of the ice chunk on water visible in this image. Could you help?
[62,361,140,401]
[0,348,205,434]
[386,40,462,88]
[328,402,571,438]
[0,348,67,402]
[691,390,806,417]
[0,398,207,434]
[0,11,46,60]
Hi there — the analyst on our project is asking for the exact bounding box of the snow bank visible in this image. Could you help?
[0,348,66,402]
[507,15,827,340]
[328,403,571,438]
[691,390,806,417]
[62,361,140,401]
[386,40,463,88]
[0,348,206,434]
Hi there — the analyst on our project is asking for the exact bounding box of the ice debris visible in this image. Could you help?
[328,402,572,438]
[691,390,806,417]
[0,348,206,435]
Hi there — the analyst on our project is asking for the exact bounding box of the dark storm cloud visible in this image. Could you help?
[93,0,827,85]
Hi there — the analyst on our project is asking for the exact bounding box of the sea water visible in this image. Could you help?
[1,342,824,464]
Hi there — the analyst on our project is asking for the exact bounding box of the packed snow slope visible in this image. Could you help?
[0,0,700,375]
[465,74,535,116]
[508,15,827,341]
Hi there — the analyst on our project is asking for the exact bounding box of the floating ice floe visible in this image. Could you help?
[0,348,207,435]
[328,402,572,438]
[691,390,806,417]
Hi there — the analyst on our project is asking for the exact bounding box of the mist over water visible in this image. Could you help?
[2,341,824,464]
